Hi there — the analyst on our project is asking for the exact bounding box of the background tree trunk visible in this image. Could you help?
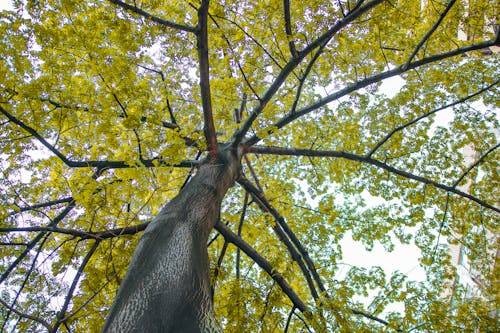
[102,147,241,333]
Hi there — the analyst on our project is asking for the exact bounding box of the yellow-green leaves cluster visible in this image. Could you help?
[1,0,499,331]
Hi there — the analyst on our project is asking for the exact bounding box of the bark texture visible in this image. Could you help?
[102,147,241,333]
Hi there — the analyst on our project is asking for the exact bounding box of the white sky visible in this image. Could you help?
[0,1,12,10]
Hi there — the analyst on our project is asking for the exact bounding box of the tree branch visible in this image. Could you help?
[231,0,384,147]
[351,309,389,326]
[299,0,383,56]
[211,238,229,299]
[135,64,178,125]
[214,220,309,313]
[0,105,74,167]
[1,169,104,286]
[245,38,499,146]
[0,297,52,331]
[0,242,29,246]
[235,192,249,280]
[291,39,330,114]
[248,146,500,213]
[0,104,199,169]
[402,0,457,70]
[283,0,299,58]
[237,176,321,301]
[41,94,183,133]
[238,176,327,295]
[0,222,150,241]
[197,0,219,158]
[8,197,74,216]
[207,14,261,101]
[213,14,283,72]
[52,240,100,332]
[367,79,500,157]
[107,0,196,33]
[0,200,76,284]
[452,143,500,188]
[2,234,50,331]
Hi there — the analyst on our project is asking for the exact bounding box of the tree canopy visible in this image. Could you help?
[1,0,499,331]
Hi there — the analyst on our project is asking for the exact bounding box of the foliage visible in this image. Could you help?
[0,0,499,331]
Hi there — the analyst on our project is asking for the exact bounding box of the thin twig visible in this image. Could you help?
[211,240,229,299]
[1,234,50,331]
[236,192,249,280]
[452,143,500,188]
[0,297,52,331]
[52,240,100,332]
[284,306,296,333]
[402,0,457,70]
[367,79,500,157]
[0,200,76,284]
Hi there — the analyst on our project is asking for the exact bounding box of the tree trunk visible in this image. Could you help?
[102,147,241,333]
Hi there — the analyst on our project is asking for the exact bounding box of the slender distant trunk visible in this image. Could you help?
[102,147,241,333]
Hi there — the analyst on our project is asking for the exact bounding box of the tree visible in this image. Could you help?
[0,0,498,331]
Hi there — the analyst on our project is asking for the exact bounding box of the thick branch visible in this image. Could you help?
[299,0,383,56]
[368,79,500,157]
[55,157,201,170]
[238,177,327,295]
[0,222,150,240]
[248,146,500,213]
[197,0,219,158]
[240,160,321,299]
[283,0,298,58]
[238,177,319,300]
[245,38,499,146]
[296,38,498,118]
[107,0,196,33]
[231,0,383,146]
[0,104,199,169]
[231,57,302,146]
[214,221,309,313]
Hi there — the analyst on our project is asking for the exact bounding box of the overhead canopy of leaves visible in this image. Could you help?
[0,0,498,332]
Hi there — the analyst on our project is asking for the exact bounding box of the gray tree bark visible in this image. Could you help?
[102,146,241,332]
